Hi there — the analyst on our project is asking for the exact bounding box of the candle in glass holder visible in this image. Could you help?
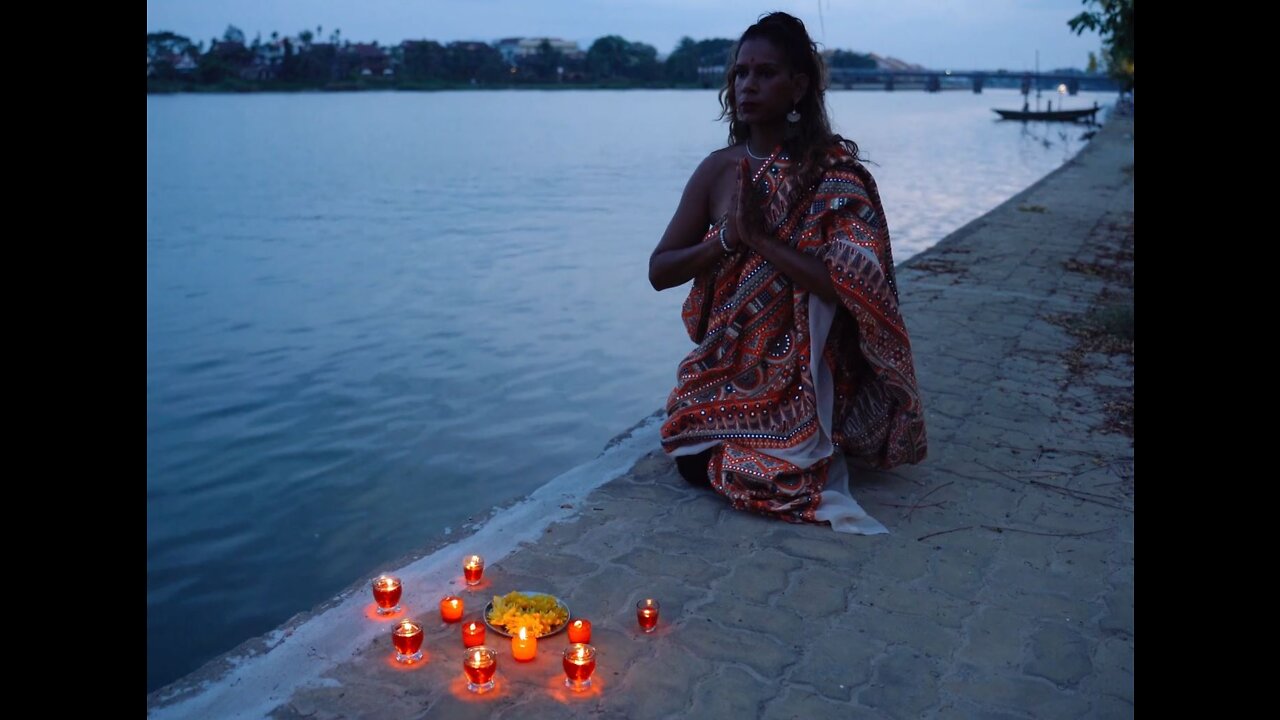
[440,595,464,623]
[391,619,424,663]
[636,598,660,633]
[511,626,537,661]
[567,618,592,644]
[462,620,486,648]
[463,555,484,586]
[371,575,402,615]
[463,646,497,693]
[562,643,597,691]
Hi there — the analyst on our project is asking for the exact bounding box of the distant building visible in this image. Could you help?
[495,37,583,66]
[249,41,285,80]
[697,64,726,83]
[149,52,198,77]
[347,43,391,76]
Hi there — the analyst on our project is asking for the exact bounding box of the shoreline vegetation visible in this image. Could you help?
[147,79,717,93]
[145,79,996,94]
[148,27,1116,96]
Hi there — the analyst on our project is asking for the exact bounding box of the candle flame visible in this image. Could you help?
[518,627,527,641]
[473,649,483,664]
[468,622,477,632]
[573,620,582,629]
[450,598,459,608]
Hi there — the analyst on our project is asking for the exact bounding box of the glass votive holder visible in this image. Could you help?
[636,598,660,633]
[462,620,486,648]
[562,643,597,691]
[371,574,402,615]
[511,626,537,662]
[567,618,592,644]
[391,619,424,663]
[463,646,497,693]
[463,555,484,586]
[440,595,464,623]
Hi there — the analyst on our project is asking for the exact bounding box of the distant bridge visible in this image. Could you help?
[826,68,1119,94]
[699,67,1120,94]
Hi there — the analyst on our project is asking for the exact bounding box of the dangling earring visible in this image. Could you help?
[787,104,801,123]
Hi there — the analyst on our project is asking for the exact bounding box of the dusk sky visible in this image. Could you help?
[147,0,1104,71]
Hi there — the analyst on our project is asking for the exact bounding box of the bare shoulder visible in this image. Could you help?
[683,146,742,205]
[705,145,744,172]
[686,147,739,185]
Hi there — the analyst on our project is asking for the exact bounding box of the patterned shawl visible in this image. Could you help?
[661,143,927,523]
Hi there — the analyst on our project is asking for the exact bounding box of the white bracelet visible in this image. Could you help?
[718,225,734,253]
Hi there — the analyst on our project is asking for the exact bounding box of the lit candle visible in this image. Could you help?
[511,626,537,661]
[391,619,424,663]
[462,620,486,648]
[463,555,485,586]
[463,646,497,693]
[562,643,597,691]
[567,618,592,644]
[371,575,402,615]
[636,598,660,633]
[440,595,464,623]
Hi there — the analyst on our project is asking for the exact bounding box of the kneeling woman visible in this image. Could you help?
[648,12,927,534]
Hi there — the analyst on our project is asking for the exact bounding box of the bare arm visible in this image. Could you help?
[648,156,731,291]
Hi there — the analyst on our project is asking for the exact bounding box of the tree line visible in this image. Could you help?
[147,26,877,91]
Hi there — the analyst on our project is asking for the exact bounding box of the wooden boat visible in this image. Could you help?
[993,107,1100,122]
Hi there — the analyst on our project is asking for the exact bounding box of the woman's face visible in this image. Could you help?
[732,38,805,124]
